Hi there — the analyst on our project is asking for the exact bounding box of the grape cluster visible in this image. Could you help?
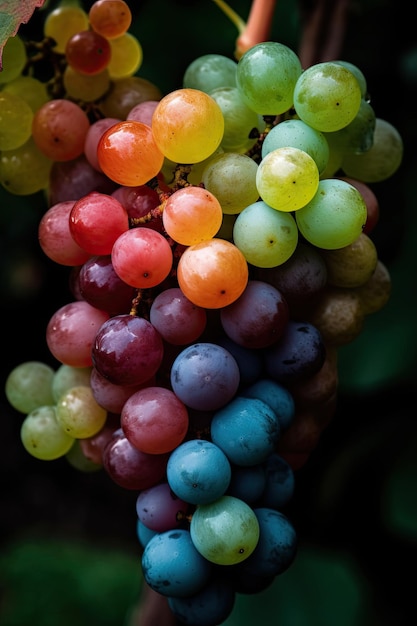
[2,1,403,625]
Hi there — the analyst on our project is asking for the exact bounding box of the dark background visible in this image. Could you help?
[1,1,416,625]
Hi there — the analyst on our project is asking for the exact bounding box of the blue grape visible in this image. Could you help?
[227,463,266,504]
[216,335,263,385]
[264,320,326,383]
[168,578,235,625]
[257,452,295,509]
[167,439,232,505]
[170,342,240,411]
[242,378,295,430]
[141,529,212,597]
[136,518,158,549]
[211,396,281,466]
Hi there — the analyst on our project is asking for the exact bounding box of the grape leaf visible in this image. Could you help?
[0,0,46,69]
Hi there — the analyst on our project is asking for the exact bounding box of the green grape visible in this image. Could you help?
[209,86,262,153]
[262,119,330,175]
[55,385,107,439]
[43,5,90,54]
[0,35,27,84]
[236,41,302,115]
[20,405,75,461]
[256,147,319,212]
[5,361,55,414]
[333,60,368,97]
[293,61,362,132]
[52,365,93,403]
[183,53,238,92]
[0,92,33,151]
[201,152,259,215]
[190,495,260,565]
[295,178,367,249]
[233,200,298,267]
[2,75,50,112]
[0,137,53,195]
[319,132,345,178]
[66,440,102,472]
[63,66,110,102]
[323,99,376,156]
[186,146,224,185]
[107,32,143,79]
[341,117,403,182]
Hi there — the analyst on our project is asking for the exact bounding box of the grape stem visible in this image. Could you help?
[212,0,277,59]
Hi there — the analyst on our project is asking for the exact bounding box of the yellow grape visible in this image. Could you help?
[44,6,90,54]
[108,33,143,79]
[152,88,225,164]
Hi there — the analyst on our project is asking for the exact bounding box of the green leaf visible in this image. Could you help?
[0,0,46,69]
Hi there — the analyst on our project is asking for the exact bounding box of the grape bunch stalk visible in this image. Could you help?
[1,0,403,625]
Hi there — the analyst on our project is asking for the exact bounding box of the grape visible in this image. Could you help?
[226,464,266,504]
[293,61,362,132]
[220,279,289,349]
[51,364,92,403]
[69,191,129,255]
[111,227,173,288]
[287,343,338,409]
[341,117,404,182]
[43,5,90,54]
[256,146,320,212]
[38,200,91,266]
[236,41,302,115]
[142,529,212,597]
[107,33,143,79]
[149,287,207,345]
[356,259,392,315]
[167,439,232,505]
[242,379,295,431]
[77,255,136,315]
[32,99,90,162]
[97,120,164,186]
[63,66,111,102]
[308,287,364,346]
[136,482,190,532]
[201,152,259,215]
[20,405,75,461]
[65,30,111,75]
[90,367,154,414]
[264,320,326,383]
[88,0,132,39]
[320,232,378,288]
[0,35,27,84]
[5,361,55,414]
[2,75,50,112]
[333,60,368,97]
[97,76,163,119]
[324,98,376,155]
[338,176,380,234]
[170,342,240,411]
[216,336,263,386]
[295,178,367,249]
[209,86,262,153]
[137,519,158,549]
[0,138,52,196]
[176,238,249,308]
[121,386,189,454]
[103,428,169,490]
[232,200,298,268]
[190,495,260,565]
[261,119,330,176]
[211,396,281,466]
[92,314,164,386]
[183,53,238,92]
[151,88,225,164]
[168,579,236,626]
[162,186,223,245]
[46,301,110,368]
[55,385,107,439]
[257,453,295,509]
[126,100,159,126]
[111,183,160,218]
[0,92,33,151]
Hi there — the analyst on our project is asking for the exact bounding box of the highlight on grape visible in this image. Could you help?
[1,0,403,624]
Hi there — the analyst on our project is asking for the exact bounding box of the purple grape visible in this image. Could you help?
[136,482,190,532]
[170,343,240,411]
[92,314,164,385]
[48,154,117,206]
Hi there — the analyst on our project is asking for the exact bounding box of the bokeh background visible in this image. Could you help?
[1,0,416,625]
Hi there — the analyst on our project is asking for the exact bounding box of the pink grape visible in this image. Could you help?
[121,386,189,454]
[38,200,91,266]
[69,191,130,255]
[126,100,159,126]
[84,117,121,171]
[32,99,90,161]
[46,301,110,368]
[111,227,173,288]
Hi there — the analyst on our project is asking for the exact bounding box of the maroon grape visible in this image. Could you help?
[149,287,207,345]
[78,255,136,315]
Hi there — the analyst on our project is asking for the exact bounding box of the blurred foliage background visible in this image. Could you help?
[1,0,416,625]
